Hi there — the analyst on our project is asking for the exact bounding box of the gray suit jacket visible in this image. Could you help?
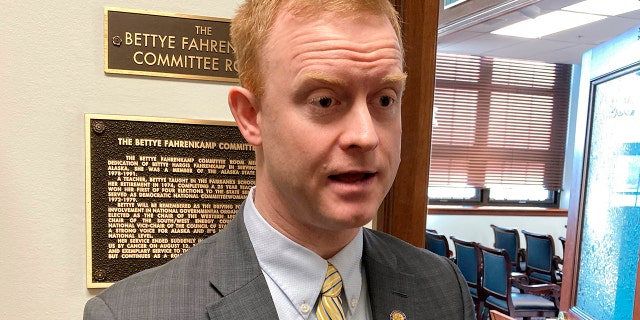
[84,204,474,320]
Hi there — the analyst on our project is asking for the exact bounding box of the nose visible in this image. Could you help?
[339,101,379,152]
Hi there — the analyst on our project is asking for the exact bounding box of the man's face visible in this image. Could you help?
[254,10,405,235]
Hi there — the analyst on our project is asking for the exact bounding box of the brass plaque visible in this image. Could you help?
[104,8,238,82]
[85,114,255,288]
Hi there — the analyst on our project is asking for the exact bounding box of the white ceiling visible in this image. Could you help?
[437,0,640,65]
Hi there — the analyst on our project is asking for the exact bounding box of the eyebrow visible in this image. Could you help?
[301,72,346,86]
[382,73,408,90]
[301,72,408,88]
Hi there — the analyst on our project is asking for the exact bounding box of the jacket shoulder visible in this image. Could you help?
[362,228,476,320]
[363,228,449,267]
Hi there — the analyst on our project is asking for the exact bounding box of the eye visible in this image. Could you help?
[310,96,337,108]
[373,94,396,108]
[379,95,394,107]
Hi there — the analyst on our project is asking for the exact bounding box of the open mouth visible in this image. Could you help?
[329,172,376,183]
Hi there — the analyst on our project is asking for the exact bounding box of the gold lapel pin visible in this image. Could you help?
[390,310,406,320]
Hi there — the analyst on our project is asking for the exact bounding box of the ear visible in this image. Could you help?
[228,86,262,146]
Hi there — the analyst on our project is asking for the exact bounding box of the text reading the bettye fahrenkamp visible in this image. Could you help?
[105,8,238,82]
[87,116,255,286]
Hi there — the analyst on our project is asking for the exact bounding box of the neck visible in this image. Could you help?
[262,207,360,259]
[252,188,360,259]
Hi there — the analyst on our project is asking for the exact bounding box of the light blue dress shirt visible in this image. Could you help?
[244,187,372,319]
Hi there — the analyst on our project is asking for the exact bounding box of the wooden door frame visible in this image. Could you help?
[373,0,439,248]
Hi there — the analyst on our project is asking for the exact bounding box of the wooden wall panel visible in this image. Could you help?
[374,0,439,248]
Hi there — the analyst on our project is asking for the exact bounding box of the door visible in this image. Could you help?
[561,25,640,319]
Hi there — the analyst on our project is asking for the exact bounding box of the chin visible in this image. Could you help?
[335,209,376,228]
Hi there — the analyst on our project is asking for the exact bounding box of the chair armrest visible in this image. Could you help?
[553,255,564,280]
[519,283,560,295]
[512,276,561,307]
[511,273,530,286]
[553,255,563,266]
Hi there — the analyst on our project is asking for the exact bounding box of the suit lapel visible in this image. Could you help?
[363,229,415,320]
[204,208,418,319]
[206,277,279,318]
[205,204,279,319]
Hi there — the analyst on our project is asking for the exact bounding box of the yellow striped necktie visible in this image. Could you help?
[316,263,346,320]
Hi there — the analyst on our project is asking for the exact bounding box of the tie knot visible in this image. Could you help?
[317,263,345,320]
[321,264,343,298]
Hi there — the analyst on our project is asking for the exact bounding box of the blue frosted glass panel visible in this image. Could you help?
[444,0,468,9]
[576,69,640,320]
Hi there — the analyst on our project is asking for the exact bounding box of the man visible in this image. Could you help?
[84,0,475,319]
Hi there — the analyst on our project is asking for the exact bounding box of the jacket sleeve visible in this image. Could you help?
[444,257,476,320]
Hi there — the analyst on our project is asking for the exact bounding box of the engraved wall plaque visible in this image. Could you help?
[85,114,255,288]
[105,8,238,82]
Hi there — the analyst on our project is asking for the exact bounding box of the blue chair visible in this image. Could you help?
[450,236,483,320]
[522,230,562,285]
[425,230,452,258]
[490,224,526,272]
[478,243,559,320]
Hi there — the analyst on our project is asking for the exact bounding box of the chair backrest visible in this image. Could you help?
[490,224,521,264]
[426,230,450,258]
[480,242,559,319]
[522,230,559,284]
[451,236,484,320]
[479,243,512,302]
[489,310,516,320]
[450,236,481,286]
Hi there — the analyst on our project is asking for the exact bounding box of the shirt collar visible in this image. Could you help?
[243,187,364,316]
[327,228,365,314]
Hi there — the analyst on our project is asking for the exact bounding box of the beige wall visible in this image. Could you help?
[1,1,242,318]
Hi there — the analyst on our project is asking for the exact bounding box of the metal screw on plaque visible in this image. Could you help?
[92,121,106,134]
[94,269,107,281]
[112,36,122,46]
